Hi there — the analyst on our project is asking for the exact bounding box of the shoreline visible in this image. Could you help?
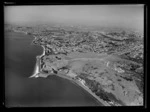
[55,73,110,106]
[29,34,110,106]
[29,36,45,78]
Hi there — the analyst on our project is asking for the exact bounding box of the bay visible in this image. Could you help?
[4,31,100,107]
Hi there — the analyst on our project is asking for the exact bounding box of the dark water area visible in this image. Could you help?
[4,31,100,107]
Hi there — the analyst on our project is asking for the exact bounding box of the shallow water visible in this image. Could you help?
[4,31,100,107]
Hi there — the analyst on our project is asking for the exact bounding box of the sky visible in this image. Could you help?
[4,5,144,32]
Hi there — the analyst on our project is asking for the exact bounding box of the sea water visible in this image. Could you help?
[4,31,100,107]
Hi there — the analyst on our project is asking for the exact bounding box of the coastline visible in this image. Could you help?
[29,36,45,78]
[55,73,110,106]
[29,34,110,106]
[29,58,39,78]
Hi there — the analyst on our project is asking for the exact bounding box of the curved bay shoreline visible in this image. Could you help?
[5,31,101,106]
[30,36,110,106]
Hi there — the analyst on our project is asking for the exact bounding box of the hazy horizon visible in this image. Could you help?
[4,5,144,32]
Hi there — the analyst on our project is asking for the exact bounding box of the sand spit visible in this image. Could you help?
[29,45,45,78]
